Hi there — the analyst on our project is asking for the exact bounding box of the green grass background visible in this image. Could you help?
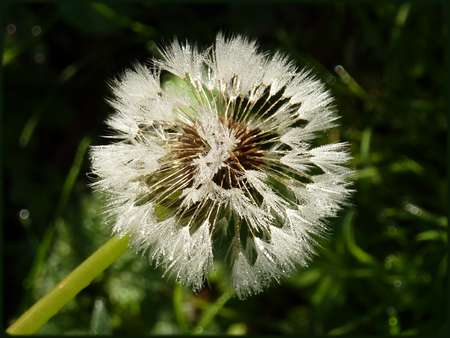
[3,1,448,335]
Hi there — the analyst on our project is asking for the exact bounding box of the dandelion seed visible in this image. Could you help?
[90,33,353,299]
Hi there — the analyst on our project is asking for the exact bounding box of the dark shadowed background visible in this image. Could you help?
[3,1,448,335]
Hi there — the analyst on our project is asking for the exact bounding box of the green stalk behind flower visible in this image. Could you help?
[7,236,129,335]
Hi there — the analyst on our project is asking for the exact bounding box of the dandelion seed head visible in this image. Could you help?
[90,33,353,299]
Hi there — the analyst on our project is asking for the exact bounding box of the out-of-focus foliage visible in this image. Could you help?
[3,1,447,335]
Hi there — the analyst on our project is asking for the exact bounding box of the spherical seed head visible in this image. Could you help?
[90,33,353,299]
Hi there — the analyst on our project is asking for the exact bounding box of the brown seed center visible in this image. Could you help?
[173,117,266,189]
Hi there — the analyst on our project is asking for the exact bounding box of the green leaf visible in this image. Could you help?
[416,230,447,243]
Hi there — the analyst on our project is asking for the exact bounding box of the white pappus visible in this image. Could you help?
[90,33,353,299]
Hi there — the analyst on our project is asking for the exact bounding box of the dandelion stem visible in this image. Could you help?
[192,288,234,334]
[6,236,129,335]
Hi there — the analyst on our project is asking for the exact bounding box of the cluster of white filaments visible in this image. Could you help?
[90,34,352,299]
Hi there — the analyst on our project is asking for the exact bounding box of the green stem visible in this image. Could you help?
[7,236,129,335]
[192,289,234,335]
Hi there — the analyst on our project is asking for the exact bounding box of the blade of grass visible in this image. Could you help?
[19,62,84,148]
[19,112,41,147]
[173,284,188,333]
[360,128,372,165]
[192,289,234,334]
[25,136,91,290]
[57,136,91,215]
[335,65,368,99]
[91,2,155,36]
[342,210,377,265]
[328,305,384,335]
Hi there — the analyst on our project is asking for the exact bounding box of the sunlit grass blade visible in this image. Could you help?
[192,289,234,334]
